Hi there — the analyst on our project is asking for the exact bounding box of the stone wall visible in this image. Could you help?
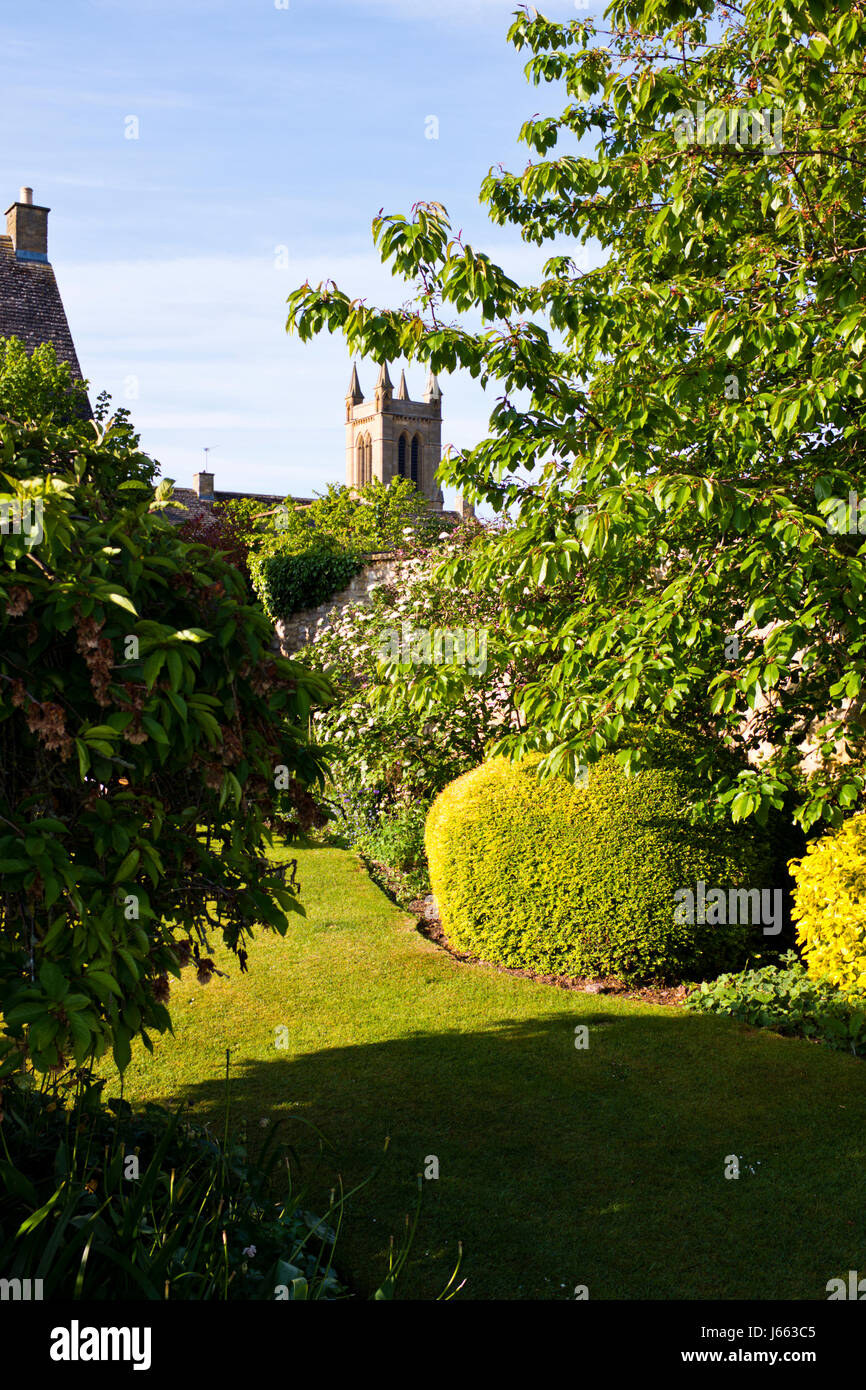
[273,552,406,655]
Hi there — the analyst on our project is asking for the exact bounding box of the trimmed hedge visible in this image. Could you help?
[425,732,779,984]
[791,814,866,996]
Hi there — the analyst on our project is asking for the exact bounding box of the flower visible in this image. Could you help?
[6,586,33,617]
[242,1245,257,1259]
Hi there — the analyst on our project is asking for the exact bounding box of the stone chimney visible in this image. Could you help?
[5,186,50,263]
[193,471,215,502]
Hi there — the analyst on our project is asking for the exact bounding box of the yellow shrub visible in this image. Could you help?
[790,815,866,996]
[425,736,777,984]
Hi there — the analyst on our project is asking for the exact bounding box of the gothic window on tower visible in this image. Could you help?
[356,435,365,487]
[398,434,407,477]
[363,434,372,486]
[411,435,421,486]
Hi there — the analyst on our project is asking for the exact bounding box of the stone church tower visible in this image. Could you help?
[345,361,444,512]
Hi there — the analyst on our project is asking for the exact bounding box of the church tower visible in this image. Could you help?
[345,361,444,512]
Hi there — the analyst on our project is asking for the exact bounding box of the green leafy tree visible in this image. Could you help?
[0,338,90,426]
[286,0,866,834]
[294,478,450,553]
[0,404,330,1077]
[0,336,158,496]
[218,478,452,557]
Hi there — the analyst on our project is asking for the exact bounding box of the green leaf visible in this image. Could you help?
[112,848,141,883]
[38,961,68,1002]
[112,1031,132,1073]
[74,739,91,778]
[105,591,138,615]
[85,969,124,999]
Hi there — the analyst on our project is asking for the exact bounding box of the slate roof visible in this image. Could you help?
[160,488,216,528]
[0,232,85,380]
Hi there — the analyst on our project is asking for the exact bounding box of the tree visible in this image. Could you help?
[0,398,330,1078]
[0,336,158,496]
[0,337,90,427]
[217,477,454,557]
[287,0,866,833]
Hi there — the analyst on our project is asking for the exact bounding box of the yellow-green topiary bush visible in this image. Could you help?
[790,815,866,996]
[425,732,779,984]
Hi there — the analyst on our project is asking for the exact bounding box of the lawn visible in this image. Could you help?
[101,839,866,1300]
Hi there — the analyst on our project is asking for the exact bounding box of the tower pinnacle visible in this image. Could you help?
[346,362,364,403]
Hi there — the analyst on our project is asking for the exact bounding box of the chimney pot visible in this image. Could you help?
[20,187,33,204]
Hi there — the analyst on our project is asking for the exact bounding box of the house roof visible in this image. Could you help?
[0,231,85,380]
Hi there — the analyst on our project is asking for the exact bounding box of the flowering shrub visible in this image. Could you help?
[0,399,330,1078]
[294,521,520,897]
[300,520,514,807]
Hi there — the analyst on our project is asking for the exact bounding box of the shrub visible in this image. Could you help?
[790,815,866,996]
[249,535,363,620]
[685,951,866,1056]
[0,399,330,1079]
[0,337,91,427]
[0,1070,461,1300]
[233,477,460,622]
[0,1078,349,1299]
[338,795,431,902]
[425,731,779,984]
[259,478,450,556]
[300,520,510,807]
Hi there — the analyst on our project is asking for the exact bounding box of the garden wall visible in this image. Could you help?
[273,552,406,654]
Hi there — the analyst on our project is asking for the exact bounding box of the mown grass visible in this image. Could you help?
[100,839,866,1300]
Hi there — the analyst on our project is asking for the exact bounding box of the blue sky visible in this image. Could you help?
[1,0,598,507]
